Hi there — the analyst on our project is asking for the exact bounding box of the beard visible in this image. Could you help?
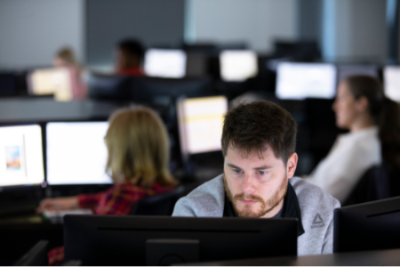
[224,173,288,218]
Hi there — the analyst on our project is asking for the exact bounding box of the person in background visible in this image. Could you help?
[37,106,177,265]
[115,39,145,76]
[307,75,400,203]
[53,47,87,99]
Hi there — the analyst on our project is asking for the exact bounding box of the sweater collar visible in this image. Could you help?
[223,181,305,236]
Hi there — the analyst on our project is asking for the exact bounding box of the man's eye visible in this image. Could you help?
[234,169,242,174]
[258,171,266,175]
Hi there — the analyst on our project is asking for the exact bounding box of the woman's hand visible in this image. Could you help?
[36,196,79,214]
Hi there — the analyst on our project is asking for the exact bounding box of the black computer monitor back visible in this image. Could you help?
[131,77,214,105]
[334,196,400,253]
[64,215,297,266]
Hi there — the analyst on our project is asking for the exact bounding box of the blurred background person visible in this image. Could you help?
[307,75,400,203]
[115,38,145,76]
[53,47,87,100]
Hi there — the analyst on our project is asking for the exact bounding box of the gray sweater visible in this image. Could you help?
[173,174,340,256]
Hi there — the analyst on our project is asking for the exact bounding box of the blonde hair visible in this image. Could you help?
[105,106,177,187]
[55,47,79,67]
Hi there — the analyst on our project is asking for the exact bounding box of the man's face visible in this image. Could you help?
[224,145,297,218]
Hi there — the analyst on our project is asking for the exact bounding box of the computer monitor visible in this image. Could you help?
[384,66,400,102]
[144,49,187,78]
[0,125,45,187]
[64,215,298,266]
[337,65,379,84]
[276,62,337,100]
[46,122,112,185]
[28,68,74,101]
[220,50,258,82]
[131,77,214,105]
[334,196,400,253]
[177,96,227,155]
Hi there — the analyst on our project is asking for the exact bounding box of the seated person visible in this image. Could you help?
[37,106,177,215]
[173,100,340,256]
[307,75,400,203]
[115,38,145,76]
[38,106,177,265]
[53,47,87,100]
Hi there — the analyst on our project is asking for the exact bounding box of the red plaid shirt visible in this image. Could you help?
[78,182,174,215]
[48,182,175,265]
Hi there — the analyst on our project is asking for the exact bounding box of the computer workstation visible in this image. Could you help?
[176,95,227,180]
[28,68,76,101]
[0,124,45,217]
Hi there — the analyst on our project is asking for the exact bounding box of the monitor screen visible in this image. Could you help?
[177,96,227,155]
[28,68,73,101]
[384,66,400,102]
[337,65,378,83]
[0,125,44,187]
[46,122,112,185]
[144,49,187,78]
[64,215,298,265]
[220,50,258,82]
[276,62,337,100]
[334,196,400,253]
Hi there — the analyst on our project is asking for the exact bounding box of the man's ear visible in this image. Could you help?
[286,153,298,179]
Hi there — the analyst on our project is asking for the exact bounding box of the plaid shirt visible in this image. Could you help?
[48,182,175,265]
[78,182,174,215]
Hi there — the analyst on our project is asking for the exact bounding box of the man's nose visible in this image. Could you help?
[241,174,256,194]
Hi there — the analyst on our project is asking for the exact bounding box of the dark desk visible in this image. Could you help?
[0,221,63,264]
[184,248,400,266]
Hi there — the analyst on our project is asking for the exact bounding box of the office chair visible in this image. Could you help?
[130,185,185,216]
[343,165,390,206]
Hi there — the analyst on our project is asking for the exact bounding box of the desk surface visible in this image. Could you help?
[184,248,400,266]
[0,98,123,122]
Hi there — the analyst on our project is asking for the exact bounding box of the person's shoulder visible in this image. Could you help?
[290,176,340,210]
[172,174,225,217]
[187,174,224,196]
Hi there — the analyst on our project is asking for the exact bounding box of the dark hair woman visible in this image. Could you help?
[308,75,400,203]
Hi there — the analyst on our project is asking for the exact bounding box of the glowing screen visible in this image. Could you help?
[46,122,112,185]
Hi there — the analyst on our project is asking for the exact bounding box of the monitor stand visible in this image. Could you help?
[146,239,199,265]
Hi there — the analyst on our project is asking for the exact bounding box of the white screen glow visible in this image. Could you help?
[220,50,258,82]
[384,66,400,103]
[276,62,337,100]
[46,122,112,185]
[0,125,44,187]
[144,49,187,78]
[29,68,73,101]
[178,96,227,154]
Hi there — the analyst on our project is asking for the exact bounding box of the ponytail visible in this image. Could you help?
[379,98,400,167]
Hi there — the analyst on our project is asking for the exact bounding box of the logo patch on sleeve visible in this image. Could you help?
[311,213,325,229]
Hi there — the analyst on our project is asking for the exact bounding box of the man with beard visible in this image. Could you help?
[173,100,340,255]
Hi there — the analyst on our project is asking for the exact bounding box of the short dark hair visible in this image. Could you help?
[221,101,297,163]
[118,39,145,61]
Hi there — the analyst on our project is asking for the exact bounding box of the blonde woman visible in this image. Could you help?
[37,106,177,215]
